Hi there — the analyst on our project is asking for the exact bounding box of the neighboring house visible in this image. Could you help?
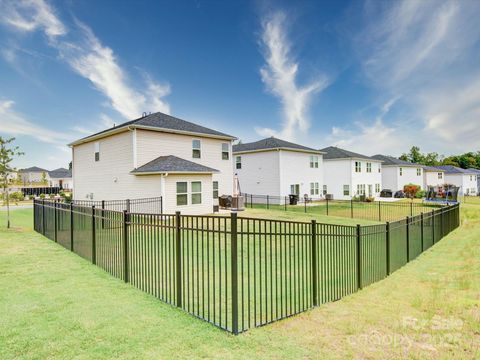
[232,137,324,201]
[423,166,446,188]
[320,146,382,200]
[372,155,425,191]
[69,112,236,215]
[467,168,480,194]
[435,165,478,196]
[18,166,49,184]
[48,168,73,190]
[6,171,18,182]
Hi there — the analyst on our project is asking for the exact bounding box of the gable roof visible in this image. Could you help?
[467,168,480,174]
[423,165,445,172]
[320,146,379,161]
[19,166,48,173]
[435,165,478,175]
[69,112,236,146]
[233,137,322,154]
[48,168,72,179]
[371,154,420,167]
[131,155,219,175]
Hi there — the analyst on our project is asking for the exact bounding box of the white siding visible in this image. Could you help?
[323,160,352,200]
[442,173,477,195]
[424,171,445,188]
[73,131,162,201]
[380,167,398,191]
[351,160,383,198]
[49,178,74,190]
[163,174,213,215]
[278,151,323,198]
[234,150,281,196]
[136,129,233,197]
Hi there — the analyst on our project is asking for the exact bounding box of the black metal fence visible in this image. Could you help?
[33,200,460,334]
[72,197,163,214]
[242,193,443,222]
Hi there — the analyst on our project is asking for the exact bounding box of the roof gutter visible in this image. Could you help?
[233,147,325,155]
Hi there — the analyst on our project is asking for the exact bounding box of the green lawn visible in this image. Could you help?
[1,206,479,359]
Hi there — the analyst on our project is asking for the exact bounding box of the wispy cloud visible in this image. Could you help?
[257,11,328,140]
[0,99,73,145]
[333,0,480,154]
[0,0,170,120]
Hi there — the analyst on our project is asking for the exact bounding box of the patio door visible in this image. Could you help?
[290,184,300,196]
[368,184,373,197]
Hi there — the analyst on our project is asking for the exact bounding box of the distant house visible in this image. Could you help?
[423,166,446,188]
[18,166,49,184]
[48,168,73,190]
[435,165,478,196]
[69,112,236,214]
[372,155,424,191]
[320,146,382,200]
[232,137,324,200]
[467,168,480,194]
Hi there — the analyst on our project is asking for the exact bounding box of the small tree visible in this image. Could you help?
[0,137,24,228]
[403,184,421,199]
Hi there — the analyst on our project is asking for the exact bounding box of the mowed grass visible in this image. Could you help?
[1,206,479,359]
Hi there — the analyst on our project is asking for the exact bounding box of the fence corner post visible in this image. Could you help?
[123,210,129,283]
[54,200,58,242]
[231,211,239,334]
[406,216,410,262]
[420,212,424,252]
[386,221,390,276]
[175,211,182,308]
[70,202,74,252]
[42,199,46,236]
[311,219,318,306]
[356,224,362,290]
[92,205,96,265]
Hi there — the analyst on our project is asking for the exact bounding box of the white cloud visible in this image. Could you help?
[0,99,72,144]
[0,0,170,120]
[258,11,328,140]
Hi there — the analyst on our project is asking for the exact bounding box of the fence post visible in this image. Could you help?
[432,209,435,244]
[284,196,287,211]
[386,222,390,275]
[175,211,182,308]
[101,200,105,229]
[231,212,239,334]
[326,197,329,216]
[420,213,424,252]
[126,199,131,213]
[42,199,46,236]
[267,195,269,209]
[70,203,74,252]
[123,210,129,283]
[304,198,307,213]
[92,205,96,265]
[160,196,163,214]
[410,202,413,217]
[54,201,58,243]
[406,216,410,262]
[440,208,444,238]
[356,224,362,290]
[311,220,318,306]
[351,199,354,218]
[378,201,381,222]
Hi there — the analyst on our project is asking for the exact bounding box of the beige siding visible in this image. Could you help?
[73,130,162,200]
[163,174,213,215]
[136,129,233,197]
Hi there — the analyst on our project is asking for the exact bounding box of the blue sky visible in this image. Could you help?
[1,0,480,170]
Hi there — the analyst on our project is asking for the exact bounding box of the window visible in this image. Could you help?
[192,140,201,159]
[378,166,381,173]
[235,156,242,169]
[213,181,219,199]
[399,167,403,176]
[310,155,319,168]
[357,184,366,195]
[191,181,202,204]
[375,183,380,193]
[221,143,229,160]
[417,168,422,176]
[355,161,361,173]
[94,142,100,162]
[323,185,327,196]
[366,162,372,173]
[343,185,350,196]
[290,184,300,195]
[176,182,188,206]
[310,182,319,196]
[438,172,443,180]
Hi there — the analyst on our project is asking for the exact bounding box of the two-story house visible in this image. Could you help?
[423,166,446,188]
[69,112,236,214]
[467,168,480,195]
[18,166,49,184]
[435,165,478,196]
[320,146,382,200]
[372,155,424,191]
[48,168,73,190]
[232,137,324,201]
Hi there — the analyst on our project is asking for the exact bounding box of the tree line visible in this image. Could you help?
[399,146,480,169]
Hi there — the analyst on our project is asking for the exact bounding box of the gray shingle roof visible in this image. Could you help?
[423,165,445,172]
[467,168,480,174]
[371,154,419,167]
[71,112,235,145]
[436,165,478,175]
[48,168,72,179]
[233,137,320,153]
[19,166,48,173]
[131,155,219,174]
[320,146,379,161]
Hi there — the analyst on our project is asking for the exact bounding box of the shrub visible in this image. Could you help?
[9,191,24,202]
[365,196,375,202]
[415,190,427,199]
[28,195,35,200]
[39,193,46,199]
[403,184,421,199]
